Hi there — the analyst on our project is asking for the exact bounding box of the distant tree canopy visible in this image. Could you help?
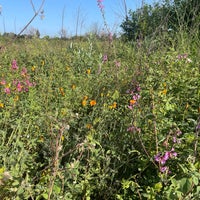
[120,0,200,41]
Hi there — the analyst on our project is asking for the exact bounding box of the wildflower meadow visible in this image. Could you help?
[0,0,200,199]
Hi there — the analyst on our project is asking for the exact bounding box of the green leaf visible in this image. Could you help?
[53,184,61,194]
[193,176,199,186]
[112,90,120,100]
[179,178,193,194]
[154,182,162,192]
[42,193,48,199]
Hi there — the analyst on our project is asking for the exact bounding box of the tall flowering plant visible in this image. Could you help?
[96,0,113,43]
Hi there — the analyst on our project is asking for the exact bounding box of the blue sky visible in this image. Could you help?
[0,0,157,37]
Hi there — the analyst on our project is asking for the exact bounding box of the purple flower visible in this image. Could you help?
[103,54,108,62]
[154,153,161,162]
[132,93,141,101]
[176,130,182,136]
[160,166,168,173]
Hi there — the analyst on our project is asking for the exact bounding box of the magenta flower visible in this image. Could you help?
[16,81,23,92]
[160,166,168,173]
[4,87,11,94]
[154,149,177,166]
[11,60,19,70]
[97,0,104,10]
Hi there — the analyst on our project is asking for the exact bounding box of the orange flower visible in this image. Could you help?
[109,102,117,109]
[130,99,136,105]
[160,89,167,95]
[86,124,92,129]
[90,100,96,106]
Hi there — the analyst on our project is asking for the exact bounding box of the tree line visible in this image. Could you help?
[120,0,200,41]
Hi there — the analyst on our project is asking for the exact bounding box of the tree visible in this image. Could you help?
[120,0,200,41]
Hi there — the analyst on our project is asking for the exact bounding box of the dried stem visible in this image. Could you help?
[16,0,45,37]
[48,126,64,200]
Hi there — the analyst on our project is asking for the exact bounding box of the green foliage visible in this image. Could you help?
[0,23,199,199]
[120,0,200,41]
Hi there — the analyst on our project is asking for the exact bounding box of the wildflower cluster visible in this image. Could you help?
[176,53,192,63]
[127,81,141,110]
[154,128,182,173]
[0,60,36,96]
[81,96,97,107]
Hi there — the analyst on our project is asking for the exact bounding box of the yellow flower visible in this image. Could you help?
[14,95,19,102]
[86,69,91,75]
[40,136,44,142]
[0,102,4,108]
[109,102,117,109]
[59,87,65,96]
[66,66,70,71]
[32,66,36,71]
[90,100,96,106]
[83,96,88,100]
[41,60,45,66]
[71,84,76,90]
[61,135,64,141]
[82,100,87,106]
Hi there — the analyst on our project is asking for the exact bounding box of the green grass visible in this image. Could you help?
[0,32,199,199]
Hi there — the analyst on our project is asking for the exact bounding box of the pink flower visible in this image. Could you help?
[21,67,28,76]
[16,81,23,92]
[11,60,19,70]
[97,0,104,10]
[25,79,33,87]
[103,54,108,62]
[115,61,121,67]
[4,87,11,94]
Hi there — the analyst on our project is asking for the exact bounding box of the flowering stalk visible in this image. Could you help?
[97,0,112,42]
